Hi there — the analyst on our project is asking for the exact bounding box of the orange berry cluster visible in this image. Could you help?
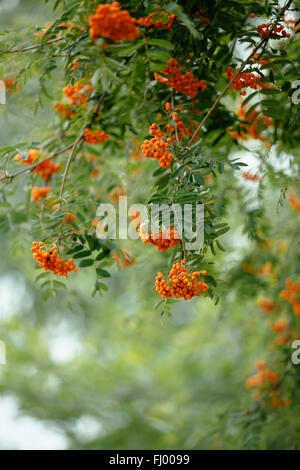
[38,21,73,39]
[113,250,135,268]
[155,59,206,98]
[270,318,288,334]
[34,160,62,180]
[245,361,291,407]
[251,52,271,66]
[141,123,173,168]
[196,9,210,25]
[54,81,92,119]
[138,225,180,252]
[257,23,290,39]
[257,297,276,313]
[229,104,273,142]
[137,11,176,30]
[15,150,62,180]
[84,128,109,144]
[155,260,209,300]
[245,361,278,393]
[4,78,20,93]
[31,186,51,201]
[280,278,300,316]
[54,102,75,119]
[242,172,260,182]
[283,16,300,31]
[89,2,140,42]
[166,110,197,142]
[63,81,92,107]
[108,187,127,202]
[15,149,39,165]
[68,59,79,71]
[288,189,300,211]
[64,212,76,225]
[31,242,77,276]
[269,393,292,408]
[226,66,263,95]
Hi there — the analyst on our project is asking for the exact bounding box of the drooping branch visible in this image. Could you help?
[7,37,63,54]
[185,0,294,148]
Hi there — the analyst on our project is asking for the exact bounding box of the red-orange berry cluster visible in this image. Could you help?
[38,21,74,39]
[288,189,300,211]
[229,104,273,142]
[155,59,206,98]
[84,128,110,144]
[89,2,140,41]
[251,52,271,66]
[108,186,127,202]
[64,213,76,225]
[31,186,51,201]
[15,150,62,180]
[196,9,210,25]
[280,278,300,316]
[31,242,77,276]
[166,110,197,142]
[54,81,92,119]
[257,23,290,39]
[137,11,176,30]
[15,149,39,165]
[54,102,75,119]
[34,160,62,180]
[245,361,279,391]
[242,172,260,182]
[113,250,135,268]
[245,361,292,406]
[141,123,173,168]
[257,297,276,313]
[63,81,92,107]
[3,78,20,93]
[138,225,180,252]
[156,260,209,300]
[226,66,264,95]
[270,318,289,334]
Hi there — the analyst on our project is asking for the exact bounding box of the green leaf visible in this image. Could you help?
[86,234,95,251]
[74,250,92,259]
[79,259,94,267]
[95,281,108,292]
[96,268,111,278]
[281,81,291,92]
[260,88,281,95]
[241,91,258,107]
[104,40,144,57]
[218,162,224,174]
[53,281,67,289]
[147,48,172,63]
[147,39,174,51]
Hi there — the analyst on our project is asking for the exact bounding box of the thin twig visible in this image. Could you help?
[7,37,63,54]
[58,135,84,201]
[58,90,107,201]
[0,143,74,183]
[58,53,135,200]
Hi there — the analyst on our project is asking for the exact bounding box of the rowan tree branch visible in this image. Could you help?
[0,143,74,184]
[7,37,63,54]
[58,53,135,200]
[185,0,294,148]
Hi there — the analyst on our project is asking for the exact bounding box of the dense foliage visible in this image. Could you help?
[0,0,300,450]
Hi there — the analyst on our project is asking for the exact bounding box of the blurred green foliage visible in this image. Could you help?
[0,0,300,450]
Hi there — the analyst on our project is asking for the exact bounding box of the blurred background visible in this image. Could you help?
[0,0,299,450]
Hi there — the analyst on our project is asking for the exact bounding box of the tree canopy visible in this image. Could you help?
[0,0,300,450]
